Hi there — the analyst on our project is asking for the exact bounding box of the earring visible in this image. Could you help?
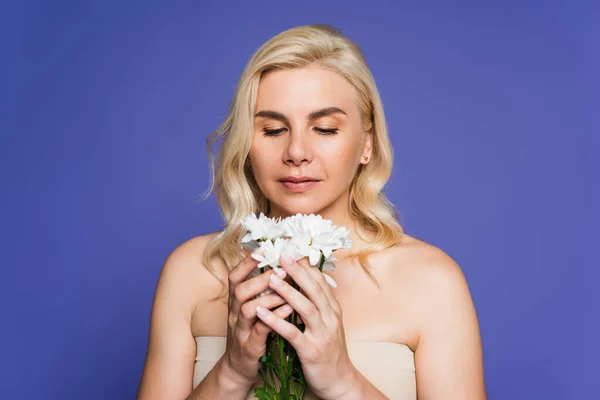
[363,156,369,162]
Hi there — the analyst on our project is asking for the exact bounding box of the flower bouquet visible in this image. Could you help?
[240,212,353,399]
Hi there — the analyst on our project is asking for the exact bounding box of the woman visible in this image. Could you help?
[137,24,486,399]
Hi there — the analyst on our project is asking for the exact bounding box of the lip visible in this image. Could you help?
[280,180,319,192]
[279,176,320,183]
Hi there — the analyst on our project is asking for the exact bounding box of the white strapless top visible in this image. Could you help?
[193,336,416,399]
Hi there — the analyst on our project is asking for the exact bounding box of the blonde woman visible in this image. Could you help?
[137,24,486,400]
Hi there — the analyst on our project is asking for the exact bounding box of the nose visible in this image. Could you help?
[283,130,313,166]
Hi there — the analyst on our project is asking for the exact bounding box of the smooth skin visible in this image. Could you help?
[137,65,487,399]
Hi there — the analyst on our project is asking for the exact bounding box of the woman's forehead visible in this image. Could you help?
[255,67,358,116]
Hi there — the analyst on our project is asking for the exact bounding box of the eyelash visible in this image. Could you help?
[262,128,339,136]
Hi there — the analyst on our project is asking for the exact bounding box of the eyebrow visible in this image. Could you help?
[254,106,347,124]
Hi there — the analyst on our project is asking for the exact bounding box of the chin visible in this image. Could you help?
[270,199,326,217]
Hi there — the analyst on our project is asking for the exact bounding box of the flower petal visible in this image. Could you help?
[322,260,336,271]
[309,248,321,266]
[323,273,337,288]
[321,246,333,259]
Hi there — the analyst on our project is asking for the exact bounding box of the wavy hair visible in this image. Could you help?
[199,24,404,300]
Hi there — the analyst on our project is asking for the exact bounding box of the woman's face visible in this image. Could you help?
[249,65,372,219]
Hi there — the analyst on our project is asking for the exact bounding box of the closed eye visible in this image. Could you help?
[262,128,339,136]
[263,128,286,136]
[315,128,338,135]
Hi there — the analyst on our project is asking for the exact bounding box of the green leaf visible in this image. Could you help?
[254,387,268,400]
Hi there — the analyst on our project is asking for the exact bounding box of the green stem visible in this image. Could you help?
[267,364,276,392]
[279,334,288,394]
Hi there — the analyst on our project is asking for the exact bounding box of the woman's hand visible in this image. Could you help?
[255,255,360,400]
[221,254,295,388]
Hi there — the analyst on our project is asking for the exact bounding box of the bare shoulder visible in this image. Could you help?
[387,234,470,294]
[389,234,482,351]
[159,231,228,306]
[162,231,233,337]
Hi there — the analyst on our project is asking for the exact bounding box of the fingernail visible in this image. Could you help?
[282,304,292,312]
[257,288,273,298]
[270,274,283,287]
[274,268,286,278]
[256,306,269,317]
[281,253,293,265]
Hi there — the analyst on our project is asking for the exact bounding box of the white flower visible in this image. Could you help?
[251,237,288,272]
[240,212,353,289]
[241,212,285,242]
[281,213,354,267]
[241,212,285,252]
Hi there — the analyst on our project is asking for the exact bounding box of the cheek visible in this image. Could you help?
[320,140,358,166]
[317,141,361,183]
[250,143,277,175]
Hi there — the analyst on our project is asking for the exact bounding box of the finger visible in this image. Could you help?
[230,268,278,316]
[228,253,260,288]
[297,258,341,316]
[267,272,325,334]
[237,292,287,331]
[255,304,306,350]
[280,256,336,320]
[228,254,260,312]
[249,303,294,346]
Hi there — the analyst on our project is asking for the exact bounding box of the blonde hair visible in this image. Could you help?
[200,24,404,300]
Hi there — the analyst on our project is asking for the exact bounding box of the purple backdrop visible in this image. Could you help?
[2,1,597,399]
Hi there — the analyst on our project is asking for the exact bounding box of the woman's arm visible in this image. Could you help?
[137,236,249,400]
[413,250,487,400]
[186,357,254,400]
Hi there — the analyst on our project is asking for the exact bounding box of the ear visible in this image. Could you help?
[360,131,373,164]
